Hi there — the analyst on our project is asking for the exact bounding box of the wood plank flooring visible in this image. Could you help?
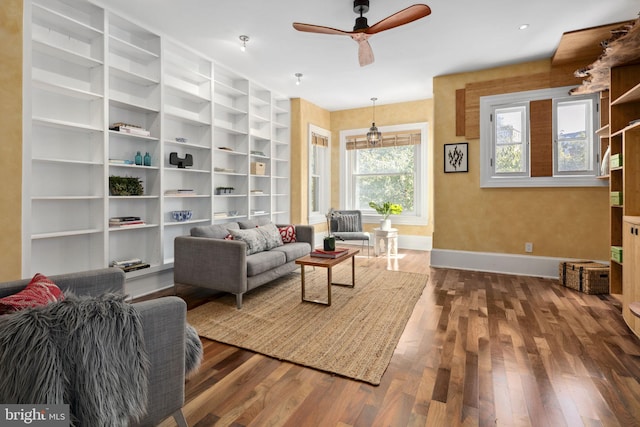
[148,249,640,427]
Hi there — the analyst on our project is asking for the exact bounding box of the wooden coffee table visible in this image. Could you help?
[295,248,359,306]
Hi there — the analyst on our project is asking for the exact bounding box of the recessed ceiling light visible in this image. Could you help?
[519,24,529,30]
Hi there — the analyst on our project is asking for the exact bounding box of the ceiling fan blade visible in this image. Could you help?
[365,4,431,34]
[292,22,350,36]
[351,33,374,67]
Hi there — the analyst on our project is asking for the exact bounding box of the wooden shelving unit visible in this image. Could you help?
[23,0,290,291]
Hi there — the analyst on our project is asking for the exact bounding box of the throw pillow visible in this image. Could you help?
[337,214,359,232]
[258,223,284,250]
[229,228,267,255]
[278,225,297,243]
[0,273,65,315]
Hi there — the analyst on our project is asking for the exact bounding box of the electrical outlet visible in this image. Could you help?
[525,242,533,253]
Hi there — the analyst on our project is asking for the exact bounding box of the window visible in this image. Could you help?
[308,125,330,224]
[554,97,596,175]
[494,103,528,176]
[480,86,604,188]
[340,123,428,225]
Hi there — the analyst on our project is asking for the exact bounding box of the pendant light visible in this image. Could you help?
[367,97,381,146]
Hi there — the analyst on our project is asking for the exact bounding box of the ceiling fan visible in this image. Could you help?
[293,1,431,67]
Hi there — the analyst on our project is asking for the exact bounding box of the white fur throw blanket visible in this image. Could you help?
[0,293,149,426]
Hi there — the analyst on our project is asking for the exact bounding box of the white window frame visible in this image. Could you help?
[480,86,605,188]
[339,122,429,226]
[308,124,331,225]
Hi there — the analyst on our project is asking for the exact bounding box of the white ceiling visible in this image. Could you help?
[91,0,639,111]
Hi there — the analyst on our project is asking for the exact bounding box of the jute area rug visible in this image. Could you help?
[187,264,428,385]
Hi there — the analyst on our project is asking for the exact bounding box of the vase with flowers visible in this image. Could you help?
[324,208,341,250]
[369,201,403,231]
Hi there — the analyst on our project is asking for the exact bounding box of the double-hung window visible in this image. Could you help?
[308,125,330,224]
[340,122,428,225]
[480,86,603,187]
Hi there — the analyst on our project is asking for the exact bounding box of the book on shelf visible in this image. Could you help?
[109,216,141,222]
[165,189,195,195]
[109,216,145,227]
[310,247,350,259]
[109,122,151,137]
[109,159,134,165]
[111,258,142,267]
[111,258,150,272]
[214,212,228,218]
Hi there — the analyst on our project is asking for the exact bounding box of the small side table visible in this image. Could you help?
[374,228,398,257]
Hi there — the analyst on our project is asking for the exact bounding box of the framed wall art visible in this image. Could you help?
[444,142,468,173]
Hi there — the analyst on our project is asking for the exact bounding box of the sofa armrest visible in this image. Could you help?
[293,225,314,248]
[0,267,125,298]
[131,296,186,427]
[174,236,248,294]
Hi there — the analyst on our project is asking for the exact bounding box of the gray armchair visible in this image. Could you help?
[330,210,371,257]
[0,268,189,427]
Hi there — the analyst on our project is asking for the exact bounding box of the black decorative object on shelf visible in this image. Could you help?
[169,152,193,169]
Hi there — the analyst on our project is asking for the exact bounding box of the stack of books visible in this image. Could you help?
[111,258,150,272]
[214,212,228,219]
[109,216,145,227]
[109,122,151,137]
[310,248,350,259]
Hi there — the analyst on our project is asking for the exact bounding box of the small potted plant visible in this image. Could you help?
[324,208,341,250]
[369,201,403,231]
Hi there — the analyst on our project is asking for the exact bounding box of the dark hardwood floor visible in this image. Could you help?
[150,249,640,427]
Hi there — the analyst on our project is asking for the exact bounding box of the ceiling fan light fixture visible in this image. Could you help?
[367,97,382,146]
[239,35,249,52]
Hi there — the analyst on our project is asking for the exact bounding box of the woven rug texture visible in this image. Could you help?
[187,265,428,385]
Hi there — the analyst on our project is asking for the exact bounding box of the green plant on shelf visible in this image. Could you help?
[109,176,144,196]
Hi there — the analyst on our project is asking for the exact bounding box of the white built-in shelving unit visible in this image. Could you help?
[23,0,290,291]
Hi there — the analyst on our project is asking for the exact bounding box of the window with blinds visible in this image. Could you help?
[340,123,429,225]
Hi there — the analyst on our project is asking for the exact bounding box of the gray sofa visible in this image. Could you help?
[0,268,189,427]
[174,218,314,308]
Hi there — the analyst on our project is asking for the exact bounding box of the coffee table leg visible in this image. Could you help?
[327,267,332,306]
[301,264,306,302]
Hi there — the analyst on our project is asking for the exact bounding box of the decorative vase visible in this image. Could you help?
[323,236,336,251]
[143,152,151,166]
[135,151,142,165]
[380,218,391,231]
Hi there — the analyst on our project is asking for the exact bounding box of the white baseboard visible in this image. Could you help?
[430,249,609,279]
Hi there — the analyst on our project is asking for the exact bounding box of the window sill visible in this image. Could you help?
[480,175,609,188]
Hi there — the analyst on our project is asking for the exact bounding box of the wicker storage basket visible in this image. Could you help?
[558,261,609,294]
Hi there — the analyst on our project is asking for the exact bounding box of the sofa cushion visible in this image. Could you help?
[246,251,287,277]
[230,224,283,255]
[271,242,312,263]
[238,217,271,229]
[191,222,239,239]
[0,273,65,314]
[278,225,296,243]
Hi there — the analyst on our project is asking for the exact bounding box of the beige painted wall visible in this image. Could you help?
[0,0,23,281]
[432,59,610,259]
[290,98,331,225]
[330,100,434,237]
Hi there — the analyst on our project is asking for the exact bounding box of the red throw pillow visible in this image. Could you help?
[278,225,297,243]
[0,273,65,314]
[224,233,234,240]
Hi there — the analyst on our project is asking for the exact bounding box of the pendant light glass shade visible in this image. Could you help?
[367,97,381,146]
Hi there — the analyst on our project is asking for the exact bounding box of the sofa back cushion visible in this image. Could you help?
[191,222,239,239]
[229,223,283,255]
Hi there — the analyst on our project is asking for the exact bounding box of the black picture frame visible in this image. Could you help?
[444,143,468,173]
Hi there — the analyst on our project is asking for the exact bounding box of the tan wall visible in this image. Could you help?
[433,59,610,259]
[0,0,23,281]
[289,98,331,225]
[330,99,434,237]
